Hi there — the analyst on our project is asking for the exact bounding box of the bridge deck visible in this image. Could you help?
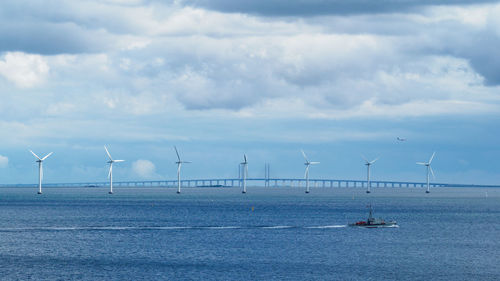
[1,178,498,188]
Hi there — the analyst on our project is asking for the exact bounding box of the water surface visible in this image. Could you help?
[0,187,498,280]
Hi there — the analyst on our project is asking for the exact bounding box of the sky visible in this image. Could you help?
[0,0,499,185]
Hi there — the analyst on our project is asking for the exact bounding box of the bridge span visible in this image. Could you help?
[1,178,498,189]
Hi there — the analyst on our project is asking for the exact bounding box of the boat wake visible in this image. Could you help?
[260,225,295,229]
[306,225,347,229]
[380,224,399,228]
[0,225,348,232]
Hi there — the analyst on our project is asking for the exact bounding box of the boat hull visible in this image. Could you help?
[349,221,398,228]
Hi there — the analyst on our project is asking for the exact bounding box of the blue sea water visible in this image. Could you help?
[0,186,499,280]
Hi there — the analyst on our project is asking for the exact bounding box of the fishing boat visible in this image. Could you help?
[349,205,397,228]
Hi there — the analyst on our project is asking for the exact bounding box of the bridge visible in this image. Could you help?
[1,178,498,189]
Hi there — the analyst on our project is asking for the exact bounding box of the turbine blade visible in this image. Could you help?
[104,146,113,161]
[301,150,309,162]
[244,154,247,163]
[41,152,53,161]
[114,160,125,163]
[416,162,427,165]
[30,150,41,160]
[304,165,309,179]
[174,146,181,162]
[429,152,436,164]
[108,163,113,179]
[310,162,320,165]
[429,166,435,179]
[361,154,369,163]
[177,163,182,174]
[183,161,192,164]
[370,157,379,164]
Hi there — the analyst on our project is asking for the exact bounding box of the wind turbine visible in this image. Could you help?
[30,150,53,194]
[362,155,379,194]
[174,146,191,194]
[417,152,436,194]
[104,146,124,194]
[240,154,248,194]
[302,150,319,194]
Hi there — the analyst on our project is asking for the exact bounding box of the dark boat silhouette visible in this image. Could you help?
[349,205,397,228]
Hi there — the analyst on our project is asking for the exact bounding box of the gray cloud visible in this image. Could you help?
[396,16,500,86]
[181,0,498,16]
[0,21,117,55]
[452,33,500,86]
[0,0,152,54]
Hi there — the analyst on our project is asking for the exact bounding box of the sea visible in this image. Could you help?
[0,186,499,280]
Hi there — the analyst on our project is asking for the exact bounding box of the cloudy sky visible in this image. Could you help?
[1,0,499,185]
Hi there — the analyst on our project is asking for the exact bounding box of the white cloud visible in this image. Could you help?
[0,52,49,88]
[423,5,489,27]
[46,102,77,116]
[132,159,157,178]
[0,155,8,168]
[0,1,499,124]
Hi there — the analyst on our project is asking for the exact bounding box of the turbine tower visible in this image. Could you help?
[104,146,124,194]
[302,150,319,194]
[30,150,53,194]
[362,155,379,194]
[417,152,436,194]
[240,154,248,194]
[174,146,191,194]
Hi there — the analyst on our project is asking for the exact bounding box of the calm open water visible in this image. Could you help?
[0,186,499,280]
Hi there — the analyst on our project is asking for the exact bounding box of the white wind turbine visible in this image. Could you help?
[302,150,319,194]
[362,155,379,194]
[104,146,124,194]
[240,154,248,194]
[174,146,191,194]
[30,150,53,194]
[417,152,436,194]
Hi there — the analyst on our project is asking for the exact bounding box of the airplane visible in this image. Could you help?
[397,137,407,141]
